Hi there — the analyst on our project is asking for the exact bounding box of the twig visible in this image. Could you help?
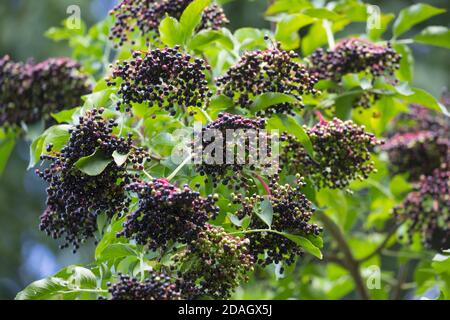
[317,211,370,300]
[166,154,192,182]
[357,225,399,263]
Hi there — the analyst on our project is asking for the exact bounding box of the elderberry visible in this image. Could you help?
[216,43,318,116]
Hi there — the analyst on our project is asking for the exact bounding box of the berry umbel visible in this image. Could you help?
[308,38,401,82]
[175,224,254,299]
[119,178,219,250]
[281,117,383,189]
[0,55,90,130]
[193,112,277,190]
[36,109,148,251]
[109,0,228,47]
[216,43,318,116]
[393,164,450,251]
[107,47,211,115]
[106,272,182,300]
[233,177,322,267]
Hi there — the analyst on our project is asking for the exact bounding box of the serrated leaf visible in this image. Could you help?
[255,196,273,228]
[28,125,71,169]
[180,0,211,41]
[188,29,233,50]
[159,16,183,46]
[112,151,129,167]
[97,243,136,261]
[15,277,69,300]
[75,149,112,176]
[68,266,97,289]
[51,107,80,124]
[415,26,450,49]
[393,3,445,38]
[402,88,450,116]
[281,232,323,259]
[83,89,113,108]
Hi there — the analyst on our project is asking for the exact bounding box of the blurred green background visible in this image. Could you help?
[0,0,448,299]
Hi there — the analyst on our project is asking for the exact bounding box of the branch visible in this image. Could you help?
[357,224,399,264]
[317,211,370,300]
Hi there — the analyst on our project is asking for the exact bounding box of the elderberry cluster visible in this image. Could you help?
[36,109,148,251]
[216,43,318,116]
[281,118,383,189]
[175,224,254,299]
[383,105,450,180]
[107,272,182,300]
[107,47,211,115]
[119,178,220,251]
[233,177,322,267]
[308,38,401,82]
[393,164,450,251]
[0,55,90,130]
[382,131,449,181]
[109,0,228,47]
[194,112,276,190]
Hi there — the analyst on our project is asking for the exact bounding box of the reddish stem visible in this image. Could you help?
[315,111,327,124]
[255,175,271,196]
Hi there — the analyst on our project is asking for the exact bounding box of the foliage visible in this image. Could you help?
[0,0,448,300]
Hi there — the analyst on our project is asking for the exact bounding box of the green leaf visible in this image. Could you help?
[51,107,80,123]
[28,125,71,169]
[112,151,129,167]
[402,88,450,116]
[393,43,414,82]
[180,0,211,41]
[188,29,233,50]
[281,232,323,259]
[266,0,312,15]
[267,115,314,158]
[0,134,15,175]
[97,243,136,261]
[254,196,274,228]
[227,213,251,229]
[432,253,450,274]
[159,16,183,47]
[95,218,126,260]
[68,266,97,289]
[250,93,299,112]
[234,27,267,50]
[209,94,234,111]
[415,26,450,49]
[83,89,113,108]
[302,8,341,21]
[368,13,395,41]
[274,14,314,50]
[302,19,349,56]
[393,3,445,38]
[15,277,69,300]
[75,149,112,176]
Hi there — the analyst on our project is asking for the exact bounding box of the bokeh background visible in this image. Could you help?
[0,0,448,299]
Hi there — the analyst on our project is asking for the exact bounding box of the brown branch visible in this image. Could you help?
[317,211,370,300]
